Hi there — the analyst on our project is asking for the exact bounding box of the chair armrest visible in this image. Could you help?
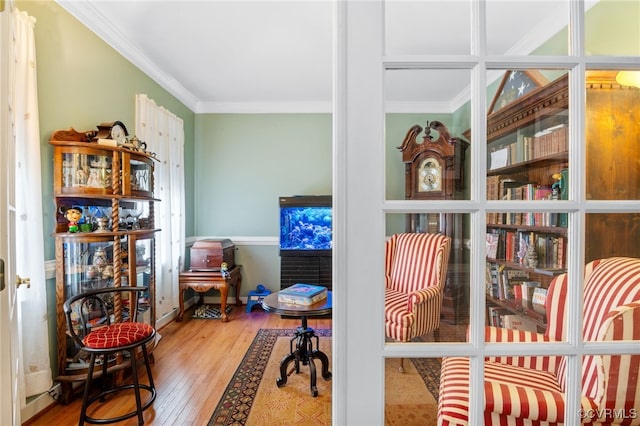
[409,286,440,307]
[590,302,640,418]
[384,274,392,289]
[599,302,640,341]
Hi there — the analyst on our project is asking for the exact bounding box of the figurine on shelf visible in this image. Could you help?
[93,208,110,232]
[551,169,568,200]
[551,173,563,199]
[525,245,539,269]
[92,247,108,268]
[85,265,98,280]
[220,262,230,279]
[63,207,83,233]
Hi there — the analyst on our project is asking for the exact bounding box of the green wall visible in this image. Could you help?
[192,113,335,298]
[194,113,332,236]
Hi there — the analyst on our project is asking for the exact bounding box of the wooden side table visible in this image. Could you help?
[261,292,332,397]
[177,265,242,322]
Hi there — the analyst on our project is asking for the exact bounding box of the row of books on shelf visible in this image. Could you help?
[488,124,567,170]
[487,306,540,332]
[487,210,566,228]
[486,263,548,308]
[486,178,567,227]
[486,230,566,270]
[488,179,553,205]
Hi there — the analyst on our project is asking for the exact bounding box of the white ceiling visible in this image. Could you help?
[56,1,584,114]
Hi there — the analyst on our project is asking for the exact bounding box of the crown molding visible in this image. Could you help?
[195,101,333,114]
[56,0,199,111]
[56,1,599,116]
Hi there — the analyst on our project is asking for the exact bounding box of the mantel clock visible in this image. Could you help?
[95,120,128,145]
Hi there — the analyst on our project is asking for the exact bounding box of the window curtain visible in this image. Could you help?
[135,94,185,319]
[13,9,52,400]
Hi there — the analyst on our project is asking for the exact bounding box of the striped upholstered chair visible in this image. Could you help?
[385,233,451,372]
[438,257,640,425]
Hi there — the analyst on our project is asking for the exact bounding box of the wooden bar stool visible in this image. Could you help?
[63,286,156,425]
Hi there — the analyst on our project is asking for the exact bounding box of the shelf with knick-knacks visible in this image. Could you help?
[52,141,155,199]
[50,125,160,404]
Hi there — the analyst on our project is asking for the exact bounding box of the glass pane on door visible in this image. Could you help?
[585,69,640,201]
[385,357,444,425]
[585,213,640,264]
[486,0,568,56]
[384,0,471,55]
[485,214,568,340]
[585,1,640,56]
[385,213,471,343]
[385,68,472,202]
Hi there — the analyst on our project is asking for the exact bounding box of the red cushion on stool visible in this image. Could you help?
[83,322,154,349]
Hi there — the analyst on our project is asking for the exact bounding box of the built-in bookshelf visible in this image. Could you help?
[484,73,570,332]
[483,69,640,332]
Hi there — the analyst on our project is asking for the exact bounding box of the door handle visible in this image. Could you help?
[0,258,4,291]
[16,275,30,289]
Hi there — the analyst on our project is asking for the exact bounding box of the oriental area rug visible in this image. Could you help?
[208,329,440,425]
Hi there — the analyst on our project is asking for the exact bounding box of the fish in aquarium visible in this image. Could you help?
[280,206,332,251]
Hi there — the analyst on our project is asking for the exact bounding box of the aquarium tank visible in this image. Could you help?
[279,196,332,254]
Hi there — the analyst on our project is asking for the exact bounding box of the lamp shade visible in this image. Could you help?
[616,71,640,88]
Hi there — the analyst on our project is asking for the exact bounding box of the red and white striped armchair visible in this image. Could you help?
[438,257,640,425]
[385,233,451,371]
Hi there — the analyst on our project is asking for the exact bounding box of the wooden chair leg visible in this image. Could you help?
[398,358,405,373]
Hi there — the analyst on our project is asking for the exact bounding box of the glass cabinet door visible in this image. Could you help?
[61,238,116,373]
[63,239,115,299]
[122,152,154,197]
[123,234,155,325]
[55,146,115,195]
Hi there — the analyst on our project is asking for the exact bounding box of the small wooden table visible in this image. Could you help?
[261,291,332,397]
[177,265,242,322]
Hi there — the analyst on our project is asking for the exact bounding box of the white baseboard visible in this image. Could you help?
[21,383,59,423]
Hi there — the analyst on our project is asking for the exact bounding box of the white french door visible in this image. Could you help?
[0,1,21,424]
[335,1,639,424]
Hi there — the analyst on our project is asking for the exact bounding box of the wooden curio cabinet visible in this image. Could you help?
[50,128,159,403]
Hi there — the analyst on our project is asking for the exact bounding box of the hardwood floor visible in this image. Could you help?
[25,306,332,426]
[25,305,468,425]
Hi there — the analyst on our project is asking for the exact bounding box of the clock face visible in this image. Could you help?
[418,158,442,192]
[111,124,127,145]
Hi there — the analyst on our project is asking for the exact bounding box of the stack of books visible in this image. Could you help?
[277,283,328,306]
